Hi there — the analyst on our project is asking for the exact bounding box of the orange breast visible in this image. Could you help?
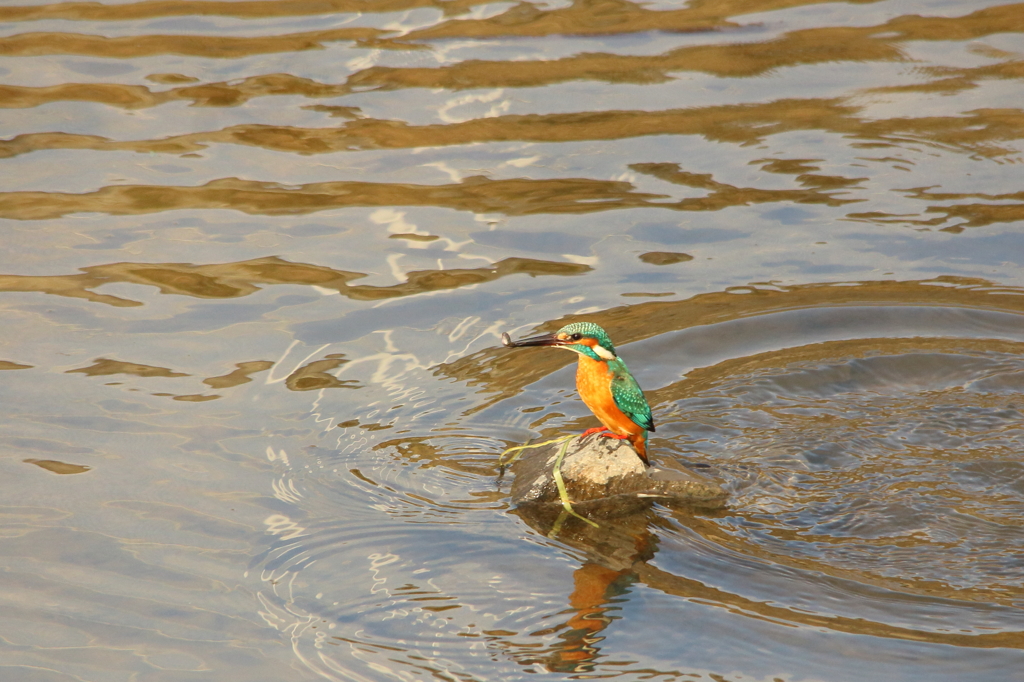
[575,356,642,437]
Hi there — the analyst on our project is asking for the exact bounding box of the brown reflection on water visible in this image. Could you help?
[0,27,394,59]
[0,256,590,306]
[870,57,1024,98]
[442,277,1024,405]
[0,270,142,307]
[0,0,484,22]
[398,0,732,42]
[1,0,1019,175]
[24,458,92,475]
[632,161,864,208]
[0,177,667,219]
[285,354,359,391]
[0,74,351,110]
[62,357,282,400]
[638,252,693,265]
[0,3,1018,127]
[2,98,1010,156]
[170,393,221,402]
[396,4,1022,76]
[848,183,1024,232]
[4,103,1020,211]
[67,358,190,378]
[60,357,284,401]
[383,0,1015,46]
[203,361,275,389]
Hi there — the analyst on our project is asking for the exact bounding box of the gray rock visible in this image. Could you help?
[509,435,727,512]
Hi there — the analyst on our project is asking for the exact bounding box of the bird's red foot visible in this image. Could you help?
[580,427,628,441]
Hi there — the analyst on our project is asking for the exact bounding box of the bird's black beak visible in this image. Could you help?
[502,331,564,348]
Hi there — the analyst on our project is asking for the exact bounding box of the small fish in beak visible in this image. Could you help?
[501,331,565,348]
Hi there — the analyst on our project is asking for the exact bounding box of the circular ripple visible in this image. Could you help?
[254,304,1024,680]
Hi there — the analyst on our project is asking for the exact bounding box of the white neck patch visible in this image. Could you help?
[561,342,616,361]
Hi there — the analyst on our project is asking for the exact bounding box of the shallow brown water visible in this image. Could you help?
[2,1,1024,681]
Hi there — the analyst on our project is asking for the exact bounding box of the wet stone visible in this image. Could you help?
[509,436,727,512]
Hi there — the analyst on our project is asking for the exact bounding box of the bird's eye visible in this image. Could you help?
[570,333,582,341]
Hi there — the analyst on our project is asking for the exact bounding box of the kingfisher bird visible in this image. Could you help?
[502,322,655,465]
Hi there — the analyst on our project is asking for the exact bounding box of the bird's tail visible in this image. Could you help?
[628,431,650,466]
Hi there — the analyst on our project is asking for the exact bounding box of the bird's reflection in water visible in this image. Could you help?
[512,501,665,673]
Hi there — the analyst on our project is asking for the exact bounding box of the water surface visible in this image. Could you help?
[2,0,1023,680]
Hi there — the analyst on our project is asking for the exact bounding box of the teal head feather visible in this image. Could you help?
[554,322,617,361]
